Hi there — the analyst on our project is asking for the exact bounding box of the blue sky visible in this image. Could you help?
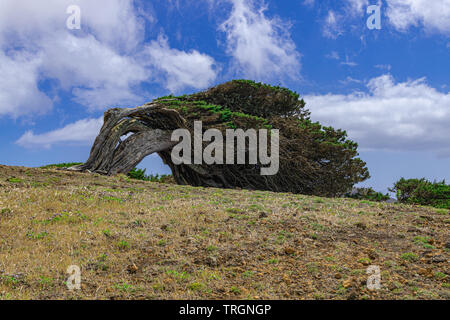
[1,0,449,193]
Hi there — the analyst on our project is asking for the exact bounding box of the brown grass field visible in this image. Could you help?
[0,164,448,300]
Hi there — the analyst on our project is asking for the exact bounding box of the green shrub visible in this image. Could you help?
[40,163,82,169]
[127,168,173,183]
[187,79,308,119]
[345,187,390,202]
[390,178,450,209]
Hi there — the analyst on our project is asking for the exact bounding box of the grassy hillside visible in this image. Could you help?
[0,165,448,300]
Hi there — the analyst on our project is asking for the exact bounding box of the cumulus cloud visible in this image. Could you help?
[143,35,219,92]
[305,74,450,157]
[386,0,450,35]
[0,52,53,118]
[16,117,103,149]
[0,0,218,117]
[40,33,149,110]
[219,0,301,81]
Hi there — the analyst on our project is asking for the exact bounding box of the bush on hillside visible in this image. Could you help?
[127,168,173,183]
[390,178,450,209]
[345,187,390,202]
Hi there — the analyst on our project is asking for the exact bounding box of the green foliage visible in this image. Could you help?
[40,163,82,169]
[390,178,450,209]
[345,187,390,202]
[400,252,419,262]
[153,79,369,197]
[187,79,309,119]
[127,168,172,183]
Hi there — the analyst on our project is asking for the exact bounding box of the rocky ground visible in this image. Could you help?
[0,165,448,300]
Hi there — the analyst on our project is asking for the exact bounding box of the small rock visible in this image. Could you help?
[355,222,366,230]
[259,212,268,219]
[343,279,352,288]
[127,263,138,274]
[432,255,446,263]
[284,247,295,255]
[445,242,450,249]
[346,290,358,300]
[335,273,342,279]
[368,251,379,260]
[205,256,218,267]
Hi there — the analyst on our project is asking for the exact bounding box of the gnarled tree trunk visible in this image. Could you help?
[69,103,230,188]
[70,103,180,175]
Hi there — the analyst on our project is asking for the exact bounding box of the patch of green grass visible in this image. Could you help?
[413,236,435,249]
[0,275,19,287]
[400,252,419,262]
[188,282,206,292]
[310,232,319,240]
[40,163,82,169]
[434,272,447,280]
[306,262,318,274]
[102,196,124,203]
[27,231,49,240]
[230,286,241,294]
[114,282,135,292]
[7,178,23,183]
[350,269,365,276]
[206,245,218,252]
[358,258,372,265]
[117,240,130,249]
[1,208,11,215]
[38,276,53,287]
[166,270,190,282]
[435,208,448,215]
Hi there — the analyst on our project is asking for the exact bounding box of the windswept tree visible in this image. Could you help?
[72,80,370,197]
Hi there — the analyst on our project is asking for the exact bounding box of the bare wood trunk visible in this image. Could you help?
[70,104,181,175]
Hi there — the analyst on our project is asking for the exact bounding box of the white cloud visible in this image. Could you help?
[305,75,450,157]
[0,0,218,117]
[340,55,358,67]
[0,52,53,118]
[345,0,370,15]
[375,64,392,71]
[40,33,149,110]
[302,0,315,7]
[325,51,340,60]
[386,0,450,35]
[143,35,219,92]
[322,10,344,39]
[219,0,301,81]
[16,117,103,149]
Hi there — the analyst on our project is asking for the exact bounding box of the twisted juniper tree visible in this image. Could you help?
[71,80,369,197]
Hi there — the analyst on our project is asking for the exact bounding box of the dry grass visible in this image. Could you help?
[0,165,448,300]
